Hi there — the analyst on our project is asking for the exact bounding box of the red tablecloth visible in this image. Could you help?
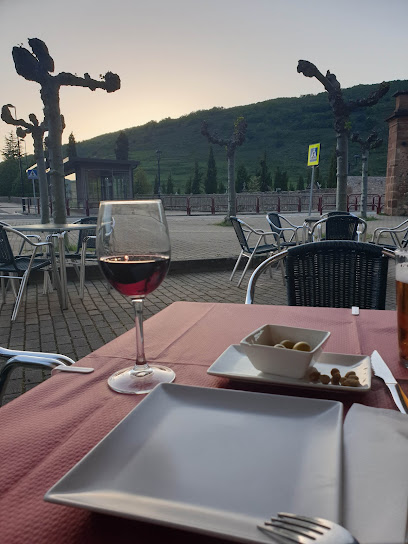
[0,302,406,544]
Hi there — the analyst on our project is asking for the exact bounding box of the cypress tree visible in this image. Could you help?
[67,132,77,158]
[274,166,282,190]
[191,160,202,194]
[166,173,174,194]
[280,171,288,191]
[0,133,22,196]
[204,146,217,193]
[134,167,150,194]
[115,130,129,160]
[236,164,250,193]
[257,152,272,192]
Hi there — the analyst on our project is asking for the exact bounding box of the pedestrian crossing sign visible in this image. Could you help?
[307,143,320,166]
[27,168,38,179]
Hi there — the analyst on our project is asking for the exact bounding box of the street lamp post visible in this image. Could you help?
[6,104,25,211]
[156,149,162,198]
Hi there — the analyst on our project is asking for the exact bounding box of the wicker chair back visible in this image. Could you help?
[325,215,359,240]
[285,241,388,309]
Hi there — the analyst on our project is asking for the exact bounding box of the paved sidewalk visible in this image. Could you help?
[0,210,400,405]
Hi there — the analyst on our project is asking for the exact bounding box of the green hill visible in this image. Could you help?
[72,79,408,193]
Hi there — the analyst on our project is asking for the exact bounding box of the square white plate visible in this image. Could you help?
[208,345,371,392]
[45,383,343,544]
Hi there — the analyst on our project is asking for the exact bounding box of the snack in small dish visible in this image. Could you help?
[240,324,330,379]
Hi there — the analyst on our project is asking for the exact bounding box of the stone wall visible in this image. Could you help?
[385,91,408,216]
[346,176,385,195]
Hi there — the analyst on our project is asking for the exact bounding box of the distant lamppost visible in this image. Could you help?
[156,149,162,198]
[6,104,25,204]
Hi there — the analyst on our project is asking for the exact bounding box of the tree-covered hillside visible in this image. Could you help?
[72,79,408,193]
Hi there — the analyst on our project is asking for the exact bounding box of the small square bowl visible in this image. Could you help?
[240,324,330,379]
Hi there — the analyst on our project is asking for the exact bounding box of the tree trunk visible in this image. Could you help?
[33,132,50,223]
[226,153,236,220]
[42,82,66,224]
[361,150,369,219]
[336,131,348,211]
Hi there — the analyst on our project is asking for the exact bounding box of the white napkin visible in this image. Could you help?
[343,404,408,544]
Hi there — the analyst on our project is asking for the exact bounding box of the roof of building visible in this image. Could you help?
[63,156,139,175]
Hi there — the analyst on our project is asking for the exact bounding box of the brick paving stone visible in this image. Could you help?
[6,378,24,394]
[41,343,58,352]
[25,369,45,383]
[25,383,41,392]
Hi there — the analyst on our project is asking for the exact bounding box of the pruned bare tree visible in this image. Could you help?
[1,105,50,223]
[12,38,120,223]
[351,131,383,219]
[297,60,389,211]
[201,117,247,220]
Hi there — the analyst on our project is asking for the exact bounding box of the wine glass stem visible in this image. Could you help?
[132,298,152,375]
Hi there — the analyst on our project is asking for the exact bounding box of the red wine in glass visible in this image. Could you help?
[96,200,175,395]
[99,255,170,297]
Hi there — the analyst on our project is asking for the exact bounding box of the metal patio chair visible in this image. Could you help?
[310,214,367,242]
[266,212,302,248]
[245,240,393,309]
[372,219,408,250]
[230,217,281,287]
[0,346,75,405]
[60,217,97,298]
[0,220,42,255]
[0,225,62,320]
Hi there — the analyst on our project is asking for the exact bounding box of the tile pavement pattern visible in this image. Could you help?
[0,210,400,405]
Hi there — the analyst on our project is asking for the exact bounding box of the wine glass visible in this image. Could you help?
[96,200,175,394]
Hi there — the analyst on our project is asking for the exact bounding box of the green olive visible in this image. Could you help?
[273,343,286,348]
[292,341,312,352]
[280,339,295,349]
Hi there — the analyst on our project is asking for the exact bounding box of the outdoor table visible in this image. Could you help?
[0,301,406,544]
[12,222,96,309]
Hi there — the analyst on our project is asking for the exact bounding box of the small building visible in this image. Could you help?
[385,91,408,215]
[63,157,139,210]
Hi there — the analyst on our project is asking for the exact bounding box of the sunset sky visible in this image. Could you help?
[1,0,408,156]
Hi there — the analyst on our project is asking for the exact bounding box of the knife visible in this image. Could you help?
[371,350,408,414]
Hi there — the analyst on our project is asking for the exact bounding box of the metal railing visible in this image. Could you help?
[19,192,385,217]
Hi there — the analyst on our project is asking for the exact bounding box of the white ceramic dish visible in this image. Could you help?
[240,324,330,378]
[44,383,343,544]
[208,345,371,392]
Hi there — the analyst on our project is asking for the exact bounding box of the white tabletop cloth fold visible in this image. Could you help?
[343,404,408,544]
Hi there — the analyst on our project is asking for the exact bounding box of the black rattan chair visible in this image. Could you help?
[326,211,352,217]
[311,214,367,242]
[245,240,393,309]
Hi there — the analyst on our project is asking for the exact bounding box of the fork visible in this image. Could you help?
[257,512,359,543]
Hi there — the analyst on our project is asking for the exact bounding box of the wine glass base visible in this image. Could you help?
[108,364,175,395]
